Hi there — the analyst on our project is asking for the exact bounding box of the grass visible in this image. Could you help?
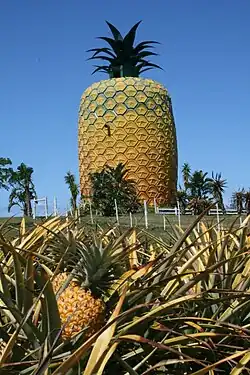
[0,212,247,240]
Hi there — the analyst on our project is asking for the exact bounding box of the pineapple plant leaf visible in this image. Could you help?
[88,21,162,77]
[2,216,250,373]
[83,286,127,375]
[105,21,123,41]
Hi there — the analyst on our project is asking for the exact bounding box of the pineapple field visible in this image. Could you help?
[1,212,250,374]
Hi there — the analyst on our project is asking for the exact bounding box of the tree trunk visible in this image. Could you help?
[25,186,32,217]
[218,193,225,214]
[23,201,28,216]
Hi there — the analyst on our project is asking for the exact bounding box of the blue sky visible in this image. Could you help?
[0,0,250,215]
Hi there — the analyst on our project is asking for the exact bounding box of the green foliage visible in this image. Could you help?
[188,170,211,199]
[90,163,141,216]
[208,171,227,212]
[1,214,250,373]
[245,191,250,215]
[87,21,162,78]
[179,163,227,214]
[8,163,36,217]
[232,189,245,214]
[64,171,79,213]
[0,157,12,190]
[181,162,191,191]
[176,188,189,214]
[0,218,65,374]
[232,189,250,214]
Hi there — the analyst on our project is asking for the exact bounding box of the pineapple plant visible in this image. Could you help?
[52,273,105,340]
[50,226,130,340]
[78,21,178,205]
[0,217,137,373]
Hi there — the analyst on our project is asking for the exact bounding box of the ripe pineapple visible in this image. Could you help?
[52,273,105,340]
[78,22,178,206]
[51,233,124,340]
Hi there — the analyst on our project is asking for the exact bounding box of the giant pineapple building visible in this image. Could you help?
[78,22,178,205]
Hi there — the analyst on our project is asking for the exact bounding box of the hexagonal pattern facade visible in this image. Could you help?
[78,77,177,205]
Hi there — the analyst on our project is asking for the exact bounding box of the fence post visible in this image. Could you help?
[78,207,81,223]
[154,197,158,214]
[89,199,94,225]
[114,199,119,225]
[134,216,137,226]
[45,197,48,219]
[216,203,220,232]
[53,197,58,216]
[177,200,181,227]
[144,200,148,229]
[129,212,133,228]
[239,216,243,227]
[66,205,69,223]
[32,201,36,220]
[163,215,166,231]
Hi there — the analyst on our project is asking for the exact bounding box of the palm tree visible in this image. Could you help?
[208,172,227,212]
[176,188,189,214]
[64,172,79,213]
[232,189,245,214]
[0,157,12,190]
[245,191,250,215]
[187,170,211,214]
[90,163,140,216]
[8,163,36,216]
[181,163,191,191]
[188,170,211,200]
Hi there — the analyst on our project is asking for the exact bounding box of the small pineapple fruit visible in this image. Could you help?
[53,273,105,340]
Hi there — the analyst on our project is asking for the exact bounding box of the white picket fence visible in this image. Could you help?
[28,196,248,233]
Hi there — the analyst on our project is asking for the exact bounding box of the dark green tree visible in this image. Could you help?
[64,171,79,213]
[176,163,191,214]
[208,172,227,212]
[0,157,12,190]
[178,167,227,215]
[245,191,250,215]
[90,163,140,216]
[187,170,211,214]
[8,163,36,217]
[232,189,245,214]
[176,188,189,214]
[87,21,162,78]
[181,162,191,192]
[188,170,211,200]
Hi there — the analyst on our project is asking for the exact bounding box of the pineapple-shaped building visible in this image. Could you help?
[78,22,178,205]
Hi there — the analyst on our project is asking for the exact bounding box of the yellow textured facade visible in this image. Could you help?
[78,77,177,205]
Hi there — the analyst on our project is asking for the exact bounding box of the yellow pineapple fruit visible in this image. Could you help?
[78,22,177,206]
[53,273,105,340]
